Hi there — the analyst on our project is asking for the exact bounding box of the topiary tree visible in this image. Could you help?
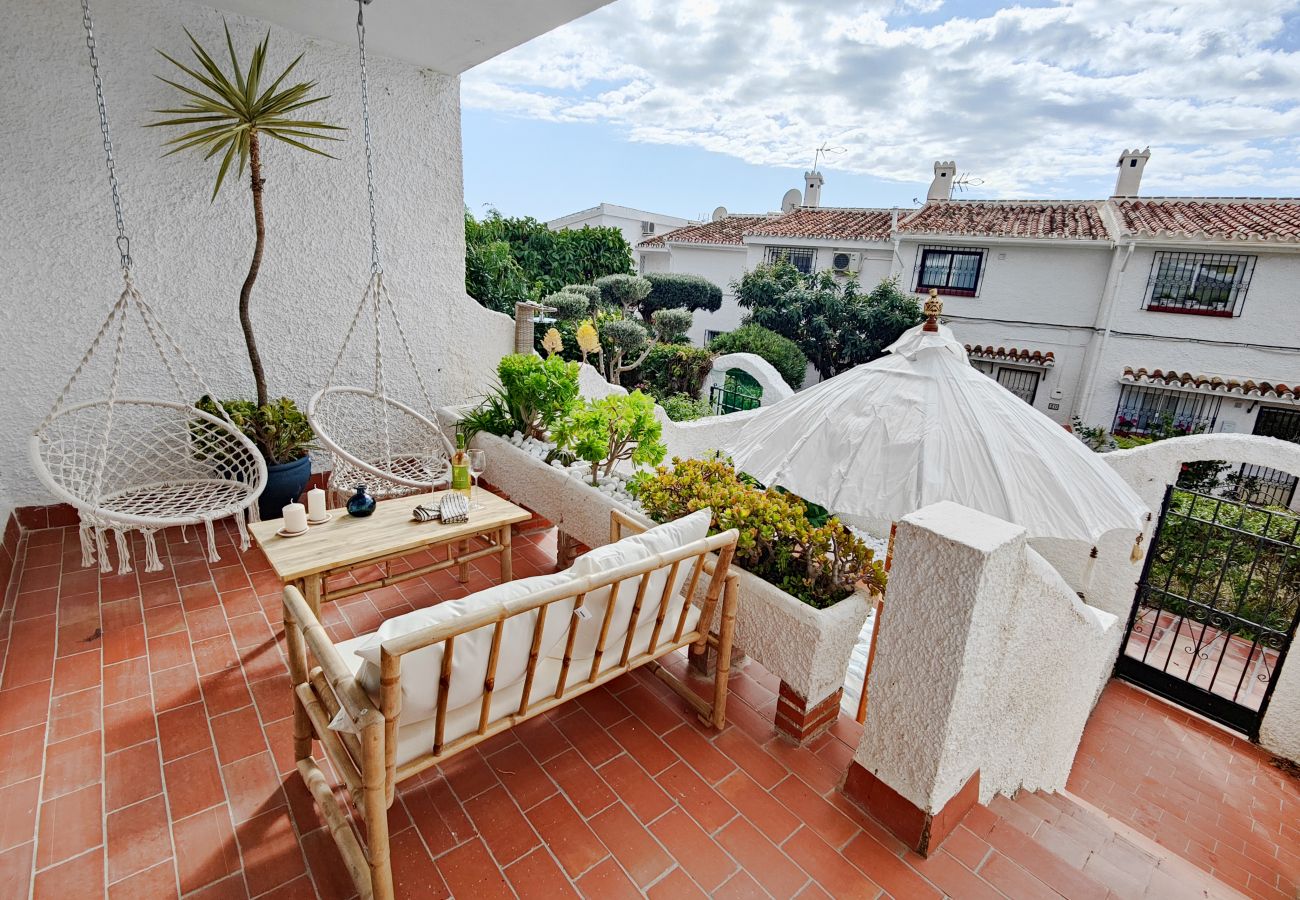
[631,343,716,400]
[597,317,652,385]
[650,308,693,344]
[563,283,604,313]
[543,290,591,322]
[595,274,652,316]
[642,273,722,322]
[708,324,808,389]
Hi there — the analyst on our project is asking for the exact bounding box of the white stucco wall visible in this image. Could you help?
[551,207,690,256]
[855,502,1120,809]
[703,353,795,405]
[1,0,512,511]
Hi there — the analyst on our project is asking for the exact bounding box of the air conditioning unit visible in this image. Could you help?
[641,220,655,235]
[831,250,859,273]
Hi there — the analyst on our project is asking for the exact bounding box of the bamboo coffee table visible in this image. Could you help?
[249,489,532,616]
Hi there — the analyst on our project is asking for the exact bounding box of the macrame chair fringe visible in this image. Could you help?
[234,509,251,552]
[204,519,220,563]
[79,522,96,568]
[143,529,163,572]
[95,526,111,575]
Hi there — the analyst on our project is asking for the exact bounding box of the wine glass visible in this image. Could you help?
[468,449,486,509]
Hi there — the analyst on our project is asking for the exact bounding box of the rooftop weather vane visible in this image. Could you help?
[811,141,845,172]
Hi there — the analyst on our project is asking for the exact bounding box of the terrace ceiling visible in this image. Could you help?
[194,0,614,74]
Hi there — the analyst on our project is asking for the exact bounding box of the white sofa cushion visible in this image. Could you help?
[552,508,712,661]
[349,571,573,723]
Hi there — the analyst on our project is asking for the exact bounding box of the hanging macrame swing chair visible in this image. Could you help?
[29,0,266,575]
[308,0,453,503]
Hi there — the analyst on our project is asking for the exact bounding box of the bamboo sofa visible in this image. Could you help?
[283,507,739,899]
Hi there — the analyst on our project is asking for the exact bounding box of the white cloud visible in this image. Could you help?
[463,0,1300,197]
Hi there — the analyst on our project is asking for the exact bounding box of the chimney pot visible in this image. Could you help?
[1113,147,1151,197]
[802,170,824,208]
[927,160,957,201]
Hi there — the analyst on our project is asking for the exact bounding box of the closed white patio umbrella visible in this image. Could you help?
[730,304,1148,544]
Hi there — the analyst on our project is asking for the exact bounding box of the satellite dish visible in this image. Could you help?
[711,205,728,222]
[781,188,802,213]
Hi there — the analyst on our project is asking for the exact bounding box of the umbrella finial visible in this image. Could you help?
[922,288,943,332]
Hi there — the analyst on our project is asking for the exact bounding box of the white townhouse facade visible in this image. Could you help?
[547,203,695,256]
[638,154,1300,502]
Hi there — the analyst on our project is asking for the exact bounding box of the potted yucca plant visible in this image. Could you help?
[150,24,343,516]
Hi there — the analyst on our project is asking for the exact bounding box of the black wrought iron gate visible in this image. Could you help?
[1116,485,1300,738]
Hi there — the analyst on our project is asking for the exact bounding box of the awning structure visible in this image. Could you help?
[966,344,1056,368]
[730,323,1148,543]
[1121,368,1300,405]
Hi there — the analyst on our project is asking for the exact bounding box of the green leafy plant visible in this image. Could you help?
[545,290,593,322]
[595,274,652,316]
[630,343,717,401]
[1070,416,1117,452]
[464,210,632,312]
[708,325,807,389]
[461,354,580,441]
[642,273,722,321]
[732,263,923,380]
[650,308,694,344]
[634,457,885,607]
[659,393,712,422]
[197,396,316,465]
[552,392,666,485]
[150,25,343,408]
[563,284,605,312]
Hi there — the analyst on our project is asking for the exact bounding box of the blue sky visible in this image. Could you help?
[463,0,1300,222]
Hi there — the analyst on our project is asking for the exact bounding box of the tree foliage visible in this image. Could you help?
[552,392,666,486]
[642,273,722,321]
[595,274,652,315]
[630,343,716,401]
[465,210,632,313]
[650,308,693,344]
[707,325,807,389]
[732,262,923,380]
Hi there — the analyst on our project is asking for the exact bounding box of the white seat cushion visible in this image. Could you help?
[348,571,574,723]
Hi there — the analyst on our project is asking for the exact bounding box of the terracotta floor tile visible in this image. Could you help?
[649,807,737,892]
[105,740,164,811]
[0,723,47,788]
[573,856,643,900]
[782,826,883,898]
[236,805,307,896]
[433,835,508,900]
[545,748,616,818]
[561,709,622,767]
[486,741,558,811]
[590,802,673,887]
[462,784,541,867]
[439,747,499,802]
[106,794,173,884]
[42,729,102,799]
[527,793,608,879]
[716,815,810,899]
[172,806,243,894]
[210,706,266,765]
[109,858,179,900]
[714,727,788,790]
[51,650,100,697]
[0,777,41,852]
[607,716,679,775]
[504,846,581,900]
[771,774,859,848]
[399,778,472,858]
[662,723,737,785]
[36,782,103,869]
[656,760,738,834]
[102,658,150,705]
[157,701,212,761]
[513,713,572,763]
[200,669,255,717]
[716,769,801,843]
[0,679,53,735]
[34,846,104,900]
[165,748,227,821]
[222,750,286,823]
[646,866,709,899]
[298,826,358,900]
[0,842,34,900]
[597,754,675,823]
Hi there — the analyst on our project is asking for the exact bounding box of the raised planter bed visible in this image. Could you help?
[471,428,874,743]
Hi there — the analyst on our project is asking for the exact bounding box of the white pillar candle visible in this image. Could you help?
[283,502,308,534]
[307,488,327,521]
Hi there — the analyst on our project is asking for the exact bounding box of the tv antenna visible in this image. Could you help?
[953,172,984,193]
[811,142,845,172]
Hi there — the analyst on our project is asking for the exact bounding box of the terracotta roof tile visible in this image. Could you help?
[1121,367,1300,403]
[966,344,1056,368]
[638,215,777,248]
[1113,198,1300,243]
[899,200,1109,240]
[742,208,898,242]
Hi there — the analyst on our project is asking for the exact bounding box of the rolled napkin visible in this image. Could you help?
[439,492,469,524]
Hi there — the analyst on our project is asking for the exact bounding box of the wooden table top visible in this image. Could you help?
[249,489,531,581]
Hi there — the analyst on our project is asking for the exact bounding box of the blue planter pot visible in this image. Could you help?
[259,454,312,520]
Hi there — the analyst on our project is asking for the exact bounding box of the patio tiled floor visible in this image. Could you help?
[0,512,1292,898]
[1068,680,1300,899]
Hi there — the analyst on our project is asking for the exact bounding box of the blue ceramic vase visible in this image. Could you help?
[346,485,376,517]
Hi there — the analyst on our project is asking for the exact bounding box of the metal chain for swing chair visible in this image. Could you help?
[27,0,265,574]
[308,0,452,503]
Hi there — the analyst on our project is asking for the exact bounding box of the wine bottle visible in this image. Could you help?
[451,431,472,496]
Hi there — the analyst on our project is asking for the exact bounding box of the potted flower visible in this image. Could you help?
[150,25,342,516]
